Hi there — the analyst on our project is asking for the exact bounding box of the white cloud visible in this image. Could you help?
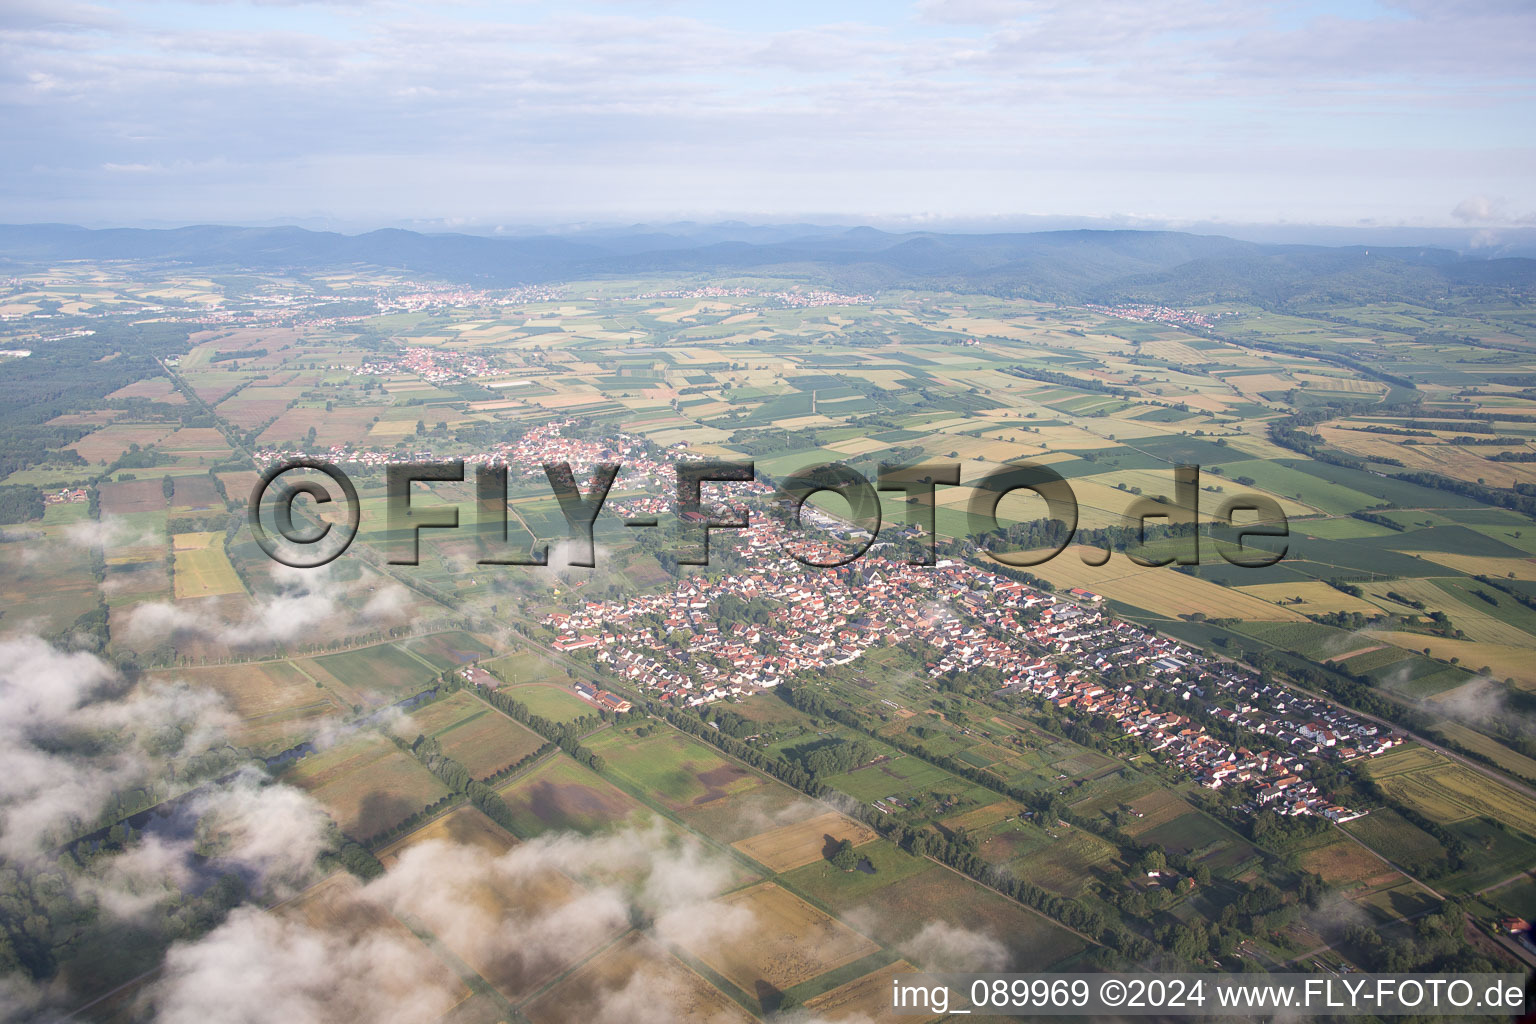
[148,822,758,1022]
[124,564,410,648]
[1452,195,1536,226]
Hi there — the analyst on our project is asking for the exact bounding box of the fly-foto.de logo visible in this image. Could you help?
[248,458,1289,570]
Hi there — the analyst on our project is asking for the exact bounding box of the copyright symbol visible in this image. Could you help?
[248,459,360,568]
[1100,980,1127,1007]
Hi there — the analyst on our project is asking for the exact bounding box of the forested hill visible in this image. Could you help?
[2,222,1532,307]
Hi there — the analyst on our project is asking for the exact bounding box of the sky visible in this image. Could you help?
[1,0,1533,231]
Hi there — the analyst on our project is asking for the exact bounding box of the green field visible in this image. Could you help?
[310,643,438,699]
[494,752,644,835]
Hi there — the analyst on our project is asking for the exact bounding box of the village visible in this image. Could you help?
[530,453,1393,824]
[252,420,1395,823]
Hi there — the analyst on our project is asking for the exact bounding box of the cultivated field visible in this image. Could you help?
[1366,749,1536,834]
[681,882,881,1005]
[171,531,243,599]
[1019,548,1306,620]
[283,734,450,839]
[404,690,547,779]
[523,933,754,1024]
[805,961,943,1023]
[732,810,879,872]
[496,752,644,836]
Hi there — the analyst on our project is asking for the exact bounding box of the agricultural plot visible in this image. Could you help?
[171,531,243,599]
[732,810,879,872]
[169,660,342,753]
[680,882,881,1008]
[1018,548,1305,621]
[379,821,626,1003]
[309,642,438,701]
[1363,629,1536,690]
[498,682,598,724]
[824,753,994,815]
[778,838,935,907]
[1365,750,1536,834]
[850,865,1087,971]
[1234,580,1382,616]
[1137,810,1254,870]
[997,823,1120,897]
[283,733,450,839]
[1483,877,1536,919]
[98,478,168,515]
[405,690,546,779]
[377,804,517,863]
[587,728,780,819]
[1426,720,1536,781]
[1341,809,1448,873]
[523,933,754,1024]
[283,874,470,1018]
[1354,881,1442,924]
[804,960,942,1023]
[1296,836,1401,890]
[401,629,491,670]
[495,753,645,836]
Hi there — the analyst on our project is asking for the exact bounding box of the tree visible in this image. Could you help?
[831,839,857,872]
[162,474,175,499]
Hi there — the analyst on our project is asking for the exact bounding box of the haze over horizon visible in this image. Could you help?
[3,0,1533,233]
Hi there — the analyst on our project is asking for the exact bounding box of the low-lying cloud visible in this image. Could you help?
[124,565,411,648]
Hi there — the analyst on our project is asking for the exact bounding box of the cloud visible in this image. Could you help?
[0,634,331,914]
[147,821,758,1022]
[0,635,159,857]
[1428,675,1534,737]
[124,564,410,648]
[61,515,157,550]
[900,919,1009,972]
[0,1,1531,225]
[151,903,466,1024]
[1452,195,1536,226]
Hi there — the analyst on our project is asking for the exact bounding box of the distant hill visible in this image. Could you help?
[2,222,1532,309]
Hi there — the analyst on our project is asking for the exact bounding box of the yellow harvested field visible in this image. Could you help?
[823,436,892,456]
[732,810,879,872]
[1140,340,1206,364]
[1296,374,1384,394]
[1298,839,1400,890]
[1365,631,1536,689]
[654,301,734,323]
[1360,575,1536,645]
[172,532,243,599]
[772,414,838,429]
[1122,789,1194,835]
[1365,750,1536,834]
[1235,581,1385,616]
[380,831,620,1002]
[1362,745,1443,777]
[1405,551,1536,580]
[1013,547,1306,620]
[683,882,880,995]
[1430,719,1536,780]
